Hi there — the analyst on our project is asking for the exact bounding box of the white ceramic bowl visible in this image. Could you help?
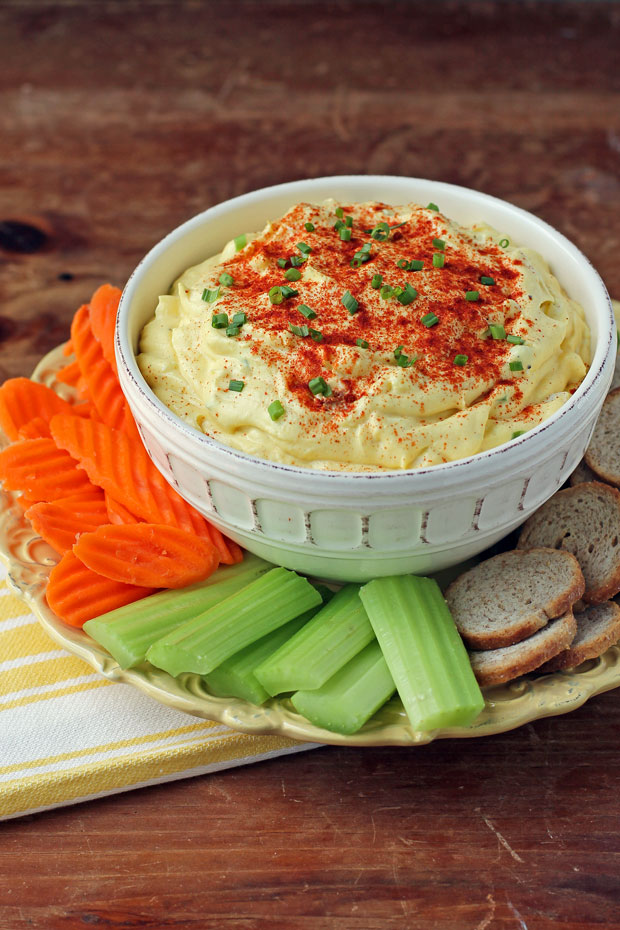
[116,176,615,582]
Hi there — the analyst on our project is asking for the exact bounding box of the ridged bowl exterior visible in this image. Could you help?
[117,177,615,582]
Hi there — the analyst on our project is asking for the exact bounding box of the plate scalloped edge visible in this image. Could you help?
[0,344,618,748]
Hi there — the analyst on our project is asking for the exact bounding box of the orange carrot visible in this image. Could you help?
[62,339,74,357]
[17,417,52,440]
[105,493,141,525]
[55,360,81,387]
[88,284,121,374]
[70,304,137,436]
[74,523,220,588]
[0,437,95,501]
[26,496,110,555]
[46,550,156,627]
[0,378,78,442]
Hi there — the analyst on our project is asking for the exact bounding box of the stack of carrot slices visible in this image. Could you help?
[0,284,243,628]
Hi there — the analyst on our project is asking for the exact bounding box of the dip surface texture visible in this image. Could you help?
[138,201,590,470]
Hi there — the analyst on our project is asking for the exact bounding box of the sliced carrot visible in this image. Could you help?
[74,523,220,589]
[105,493,141,525]
[17,417,52,440]
[0,437,96,501]
[55,360,81,387]
[88,284,121,374]
[62,339,74,357]
[26,496,110,555]
[0,378,79,442]
[70,304,136,436]
[15,495,40,512]
[46,550,156,627]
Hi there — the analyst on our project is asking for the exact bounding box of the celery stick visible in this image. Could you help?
[359,575,484,731]
[291,641,396,735]
[146,567,322,677]
[83,555,271,668]
[254,584,374,696]
[203,606,320,704]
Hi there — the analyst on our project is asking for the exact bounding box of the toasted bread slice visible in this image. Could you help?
[469,610,577,687]
[584,389,620,486]
[445,548,584,650]
[537,601,620,673]
[569,459,597,486]
[517,482,620,604]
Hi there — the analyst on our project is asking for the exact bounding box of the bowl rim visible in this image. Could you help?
[117,174,615,484]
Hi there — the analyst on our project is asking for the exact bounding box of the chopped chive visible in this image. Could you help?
[454,354,468,366]
[465,290,480,301]
[304,221,315,232]
[393,285,403,297]
[397,258,409,270]
[345,215,353,228]
[370,222,390,241]
[489,323,507,340]
[396,354,416,368]
[432,253,445,268]
[394,345,404,359]
[309,328,323,342]
[211,312,228,329]
[480,275,495,286]
[298,303,317,320]
[356,338,369,349]
[219,272,234,287]
[421,312,439,328]
[297,242,312,255]
[232,311,247,326]
[380,285,394,300]
[371,274,383,289]
[225,323,241,337]
[334,219,345,231]
[268,286,283,305]
[432,238,446,250]
[499,238,510,248]
[280,285,299,299]
[409,259,424,271]
[427,202,439,211]
[289,323,309,337]
[308,376,331,397]
[335,207,344,218]
[228,380,244,392]
[396,283,418,306]
[512,429,525,438]
[268,400,285,420]
[341,290,359,315]
[506,334,525,345]
[234,234,247,251]
[339,227,352,242]
[202,286,221,303]
[276,257,288,268]
[290,254,306,267]
[284,268,302,281]
[509,360,524,372]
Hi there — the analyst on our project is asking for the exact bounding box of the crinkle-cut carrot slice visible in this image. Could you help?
[89,284,121,374]
[55,360,81,386]
[17,417,52,440]
[74,523,220,589]
[0,437,96,501]
[201,523,244,565]
[105,493,141,525]
[16,495,39,512]
[46,551,156,627]
[62,339,74,357]
[26,497,110,555]
[0,378,79,442]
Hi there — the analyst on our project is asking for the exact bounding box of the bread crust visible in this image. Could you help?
[584,388,620,486]
[537,601,620,673]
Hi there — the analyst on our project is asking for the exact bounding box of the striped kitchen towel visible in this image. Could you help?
[0,564,316,821]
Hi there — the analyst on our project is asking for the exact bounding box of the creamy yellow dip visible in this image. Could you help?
[137,201,590,471]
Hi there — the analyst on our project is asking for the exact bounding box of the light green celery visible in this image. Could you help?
[203,606,320,704]
[359,575,484,732]
[291,641,396,735]
[254,584,374,696]
[83,555,271,668]
[146,568,322,677]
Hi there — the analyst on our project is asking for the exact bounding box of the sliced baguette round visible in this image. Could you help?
[569,459,597,487]
[517,481,620,604]
[469,610,577,687]
[584,389,620,486]
[445,548,584,650]
[537,601,620,673]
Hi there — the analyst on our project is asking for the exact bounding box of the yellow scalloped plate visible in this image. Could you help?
[1,344,619,747]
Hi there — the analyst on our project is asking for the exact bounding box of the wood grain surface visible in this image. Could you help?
[1,2,620,928]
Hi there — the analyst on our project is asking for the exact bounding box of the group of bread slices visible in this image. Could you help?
[444,383,620,688]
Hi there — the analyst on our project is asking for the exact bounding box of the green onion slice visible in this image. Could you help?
[268,286,284,305]
[339,227,352,242]
[308,376,332,397]
[427,202,439,211]
[370,222,390,241]
[480,275,495,286]
[297,242,312,254]
[277,257,288,268]
[335,207,344,218]
[356,338,369,349]
[309,328,323,342]
[280,285,299,299]
[298,304,317,320]
[409,259,424,271]
[345,215,353,228]
[499,238,510,248]
[284,268,302,281]
[506,334,525,345]
[454,354,468,366]
[268,400,285,421]
[232,311,247,325]
[465,290,480,301]
[512,430,525,438]
[341,290,359,314]
[380,285,394,300]
[289,323,310,338]
[489,323,507,340]
[219,272,234,287]
[371,274,383,289]
[225,324,241,337]
[304,221,315,232]
[228,380,244,392]
[290,254,306,267]
[234,234,247,251]
[509,360,524,372]
[421,312,439,327]
[397,283,418,306]
[202,287,221,303]
[211,313,228,329]
[432,253,445,268]
[432,238,446,250]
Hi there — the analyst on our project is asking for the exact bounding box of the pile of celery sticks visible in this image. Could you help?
[84,554,484,736]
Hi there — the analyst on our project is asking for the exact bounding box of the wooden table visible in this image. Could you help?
[1,2,619,927]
